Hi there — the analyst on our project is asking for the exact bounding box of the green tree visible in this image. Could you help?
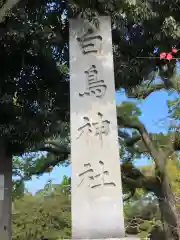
[1,0,180,238]
[0,0,69,159]
[57,175,71,195]
[12,180,71,240]
[67,2,180,238]
[124,158,180,239]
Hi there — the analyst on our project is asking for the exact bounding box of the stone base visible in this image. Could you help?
[66,238,140,239]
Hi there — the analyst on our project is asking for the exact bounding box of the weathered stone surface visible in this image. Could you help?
[69,16,125,239]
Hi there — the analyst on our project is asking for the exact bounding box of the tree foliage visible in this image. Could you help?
[12,178,71,240]
[0,0,69,155]
[1,0,180,155]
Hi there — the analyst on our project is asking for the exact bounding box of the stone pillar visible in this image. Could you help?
[69,16,126,239]
[0,151,12,240]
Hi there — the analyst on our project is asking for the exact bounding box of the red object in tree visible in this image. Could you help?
[172,48,178,53]
[160,52,167,59]
[166,53,173,61]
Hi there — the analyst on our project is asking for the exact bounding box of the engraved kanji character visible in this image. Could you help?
[92,112,110,144]
[89,161,116,188]
[77,163,94,187]
[76,117,92,140]
[77,28,102,55]
[78,161,116,189]
[79,65,107,98]
[77,112,110,146]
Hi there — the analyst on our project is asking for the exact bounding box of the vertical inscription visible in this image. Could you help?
[70,17,125,239]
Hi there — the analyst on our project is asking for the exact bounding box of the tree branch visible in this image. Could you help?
[160,69,180,92]
[122,175,157,193]
[125,135,142,147]
[31,140,70,155]
[118,130,130,139]
[121,162,157,200]
[39,145,70,156]
[122,170,159,201]
[118,130,141,146]
[24,155,62,177]
[0,0,21,23]
[118,116,166,172]
[126,83,166,99]
[23,142,70,178]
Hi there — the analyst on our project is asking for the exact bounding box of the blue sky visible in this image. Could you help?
[25,89,178,194]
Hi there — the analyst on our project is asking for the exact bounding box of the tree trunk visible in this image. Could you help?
[0,149,12,240]
[155,174,180,240]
